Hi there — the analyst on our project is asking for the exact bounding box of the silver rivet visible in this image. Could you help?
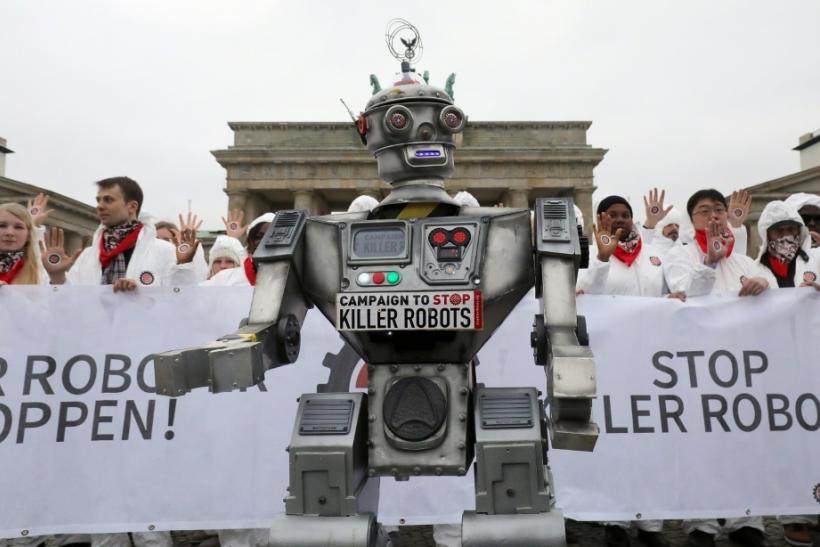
[437,364,445,371]
[635,513,642,519]
[173,287,180,293]
[413,364,421,372]
[369,414,376,422]
[20,530,29,537]
[390,365,398,372]
[148,524,156,531]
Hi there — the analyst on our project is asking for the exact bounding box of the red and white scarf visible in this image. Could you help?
[0,251,25,284]
[612,225,642,267]
[100,221,142,284]
[243,256,257,286]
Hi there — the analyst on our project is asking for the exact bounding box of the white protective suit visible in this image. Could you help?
[579,233,670,297]
[756,200,820,288]
[66,213,197,287]
[663,235,775,297]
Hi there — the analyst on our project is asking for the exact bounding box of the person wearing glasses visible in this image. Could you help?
[664,189,775,300]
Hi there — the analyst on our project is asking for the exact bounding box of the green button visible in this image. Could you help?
[386,271,400,284]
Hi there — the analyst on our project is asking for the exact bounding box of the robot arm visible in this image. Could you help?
[154,211,311,395]
[532,198,599,451]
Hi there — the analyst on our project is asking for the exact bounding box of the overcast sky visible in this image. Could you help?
[2,0,818,230]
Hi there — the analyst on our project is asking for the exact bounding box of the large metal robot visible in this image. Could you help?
[155,21,598,547]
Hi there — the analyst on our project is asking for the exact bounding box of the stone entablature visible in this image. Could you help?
[213,121,607,232]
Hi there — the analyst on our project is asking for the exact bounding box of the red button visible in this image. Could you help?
[372,272,385,284]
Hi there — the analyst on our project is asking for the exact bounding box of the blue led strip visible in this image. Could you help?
[415,150,442,157]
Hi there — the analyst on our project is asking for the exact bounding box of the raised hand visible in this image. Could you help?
[174,214,201,264]
[704,220,730,265]
[728,190,751,228]
[39,227,81,283]
[642,188,673,229]
[593,212,624,262]
[27,193,54,227]
[221,209,247,239]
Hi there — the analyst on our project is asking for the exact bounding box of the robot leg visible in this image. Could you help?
[269,392,386,547]
[461,386,565,547]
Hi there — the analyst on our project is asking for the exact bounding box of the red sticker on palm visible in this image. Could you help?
[29,207,40,216]
[229,222,239,231]
[650,206,660,215]
[47,253,61,265]
[733,208,744,218]
[600,235,612,246]
[177,243,191,254]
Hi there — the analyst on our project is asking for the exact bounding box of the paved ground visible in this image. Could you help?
[389,518,820,546]
[8,519,817,547]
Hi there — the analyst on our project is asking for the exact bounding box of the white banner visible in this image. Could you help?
[0,286,818,537]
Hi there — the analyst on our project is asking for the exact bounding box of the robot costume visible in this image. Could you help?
[154,20,598,547]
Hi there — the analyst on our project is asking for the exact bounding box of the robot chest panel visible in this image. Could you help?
[336,218,485,332]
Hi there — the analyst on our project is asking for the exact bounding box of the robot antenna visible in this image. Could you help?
[385,18,423,66]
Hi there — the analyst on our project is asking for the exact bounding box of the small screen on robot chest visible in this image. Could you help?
[352,227,406,258]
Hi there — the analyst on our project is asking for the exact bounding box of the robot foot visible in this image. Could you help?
[268,514,387,547]
[461,511,566,547]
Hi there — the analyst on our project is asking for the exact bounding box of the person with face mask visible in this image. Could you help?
[757,200,819,292]
[784,192,820,254]
[664,189,775,299]
[579,194,684,302]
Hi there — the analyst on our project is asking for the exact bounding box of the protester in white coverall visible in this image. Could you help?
[784,192,820,255]
[667,189,773,547]
[581,192,675,547]
[202,212,274,287]
[663,189,775,300]
[37,177,200,547]
[755,200,820,546]
[649,207,686,253]
[42,177,199,290]
[204,234,246,280]
[579,193,684,305]
[756,200,820,291]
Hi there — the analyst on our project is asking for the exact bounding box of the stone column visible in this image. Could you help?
[505,188,530,209]
[574,187,594,235]
[64,231,84,255]
[225,189,248,223]
[293,189,314,213]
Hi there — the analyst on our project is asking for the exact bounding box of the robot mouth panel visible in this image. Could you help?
[404,144,447,167]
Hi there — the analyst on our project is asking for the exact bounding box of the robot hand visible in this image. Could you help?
[154,316,301,396]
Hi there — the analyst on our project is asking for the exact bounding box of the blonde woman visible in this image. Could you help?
[0,202,49,285]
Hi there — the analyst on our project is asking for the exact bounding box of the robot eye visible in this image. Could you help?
[384,105,414,134]
[439,106,466,134]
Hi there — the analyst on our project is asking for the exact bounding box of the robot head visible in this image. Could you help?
[355,20,467,184]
